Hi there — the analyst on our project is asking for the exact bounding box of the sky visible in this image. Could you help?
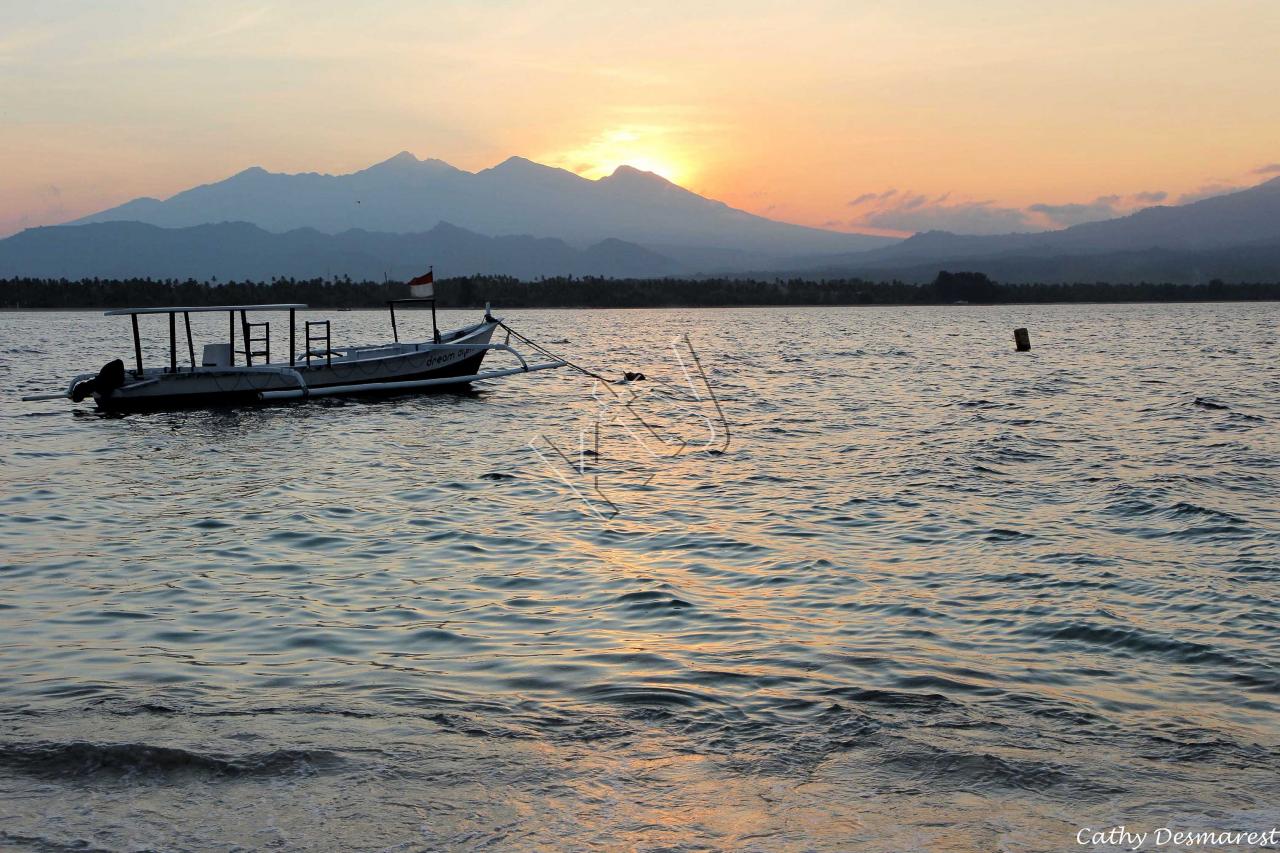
[2,0,1279,238]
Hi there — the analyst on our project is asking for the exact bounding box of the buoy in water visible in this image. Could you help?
[1014,328,1031,352]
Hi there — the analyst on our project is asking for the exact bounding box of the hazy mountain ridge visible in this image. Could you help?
[778,239,1280,285]
[0,220,682,281]
[11,163,1280,283]
[70,152,892,257]
[776,177,1280,282]
[825,177,1280,268]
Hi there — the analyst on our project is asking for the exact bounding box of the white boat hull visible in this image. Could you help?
[87,320,499,411]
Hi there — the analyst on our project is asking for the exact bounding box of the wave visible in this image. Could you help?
[0,740,339,780]
[1018,619,1259,672]
[0,831,118,853]
[881,745,1106,796]
[819,686,962,713]
[1192,396,1231,410]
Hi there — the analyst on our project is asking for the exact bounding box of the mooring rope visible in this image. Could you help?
[498,321,615,384]
[500,319,715,407]
[500,320,730,453]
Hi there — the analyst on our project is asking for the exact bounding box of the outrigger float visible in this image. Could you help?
[22,298,566,411]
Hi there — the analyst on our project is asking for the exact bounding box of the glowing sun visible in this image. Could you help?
[555,128,692,186]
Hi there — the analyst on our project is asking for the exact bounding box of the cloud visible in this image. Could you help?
[848,189,897,207]
[193,5,273,43]
[0,24,59,65]
[1175,166,1280,203]
[846,188,1173,235]
[1028,195,1123,228]
[1177,183,1239,204]
[0,196,68,238]
[140,5,274,58]
[0,213,34,237]
[853,194,1037,235]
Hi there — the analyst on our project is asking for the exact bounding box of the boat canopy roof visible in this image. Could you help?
[104,304,308,316]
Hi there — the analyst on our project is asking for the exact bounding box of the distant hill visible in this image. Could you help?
[784,240,1280,285]
[69,152,893,258]
[0,220,683,281]
[790,177,1280,281]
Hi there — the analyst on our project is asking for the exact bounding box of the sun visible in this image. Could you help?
[553,127,692,186]
[611,154,683,183]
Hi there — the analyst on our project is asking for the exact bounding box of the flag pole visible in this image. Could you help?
[430,266,440,343]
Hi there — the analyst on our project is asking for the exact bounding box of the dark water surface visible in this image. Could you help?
[2,304,1278,852]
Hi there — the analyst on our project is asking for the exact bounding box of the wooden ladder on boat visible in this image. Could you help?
[239,311,270,366]
[305,320,332,367]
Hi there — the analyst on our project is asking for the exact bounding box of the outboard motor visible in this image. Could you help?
[71,359,127,402]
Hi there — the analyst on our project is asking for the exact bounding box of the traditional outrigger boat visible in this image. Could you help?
[22,297,565,411]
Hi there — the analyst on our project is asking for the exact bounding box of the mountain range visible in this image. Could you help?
[2,154,1280,283]
[70,152,889,258]
[0,221,684,281]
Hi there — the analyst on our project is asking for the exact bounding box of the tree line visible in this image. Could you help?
[2,272,1278,310]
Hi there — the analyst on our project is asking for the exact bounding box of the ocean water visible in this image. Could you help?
[1,303,1278,852]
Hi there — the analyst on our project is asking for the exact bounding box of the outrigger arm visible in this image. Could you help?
[258,359,565,401]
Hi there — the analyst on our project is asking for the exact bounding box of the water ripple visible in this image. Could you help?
[2,304,1278,851]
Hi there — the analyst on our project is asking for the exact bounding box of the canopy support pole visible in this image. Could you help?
[387,297,443,344]
[240,310,250,366]
[168,312,177,374]
[184,312,195,368]
[130,314,143,378]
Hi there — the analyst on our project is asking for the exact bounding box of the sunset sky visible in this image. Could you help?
[2,0,1278,238]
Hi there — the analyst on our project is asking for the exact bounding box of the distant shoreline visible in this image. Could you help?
[4,298,1280,313]
[3,275,1278,311]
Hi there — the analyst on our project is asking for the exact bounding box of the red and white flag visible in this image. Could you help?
[408,267,434,298]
